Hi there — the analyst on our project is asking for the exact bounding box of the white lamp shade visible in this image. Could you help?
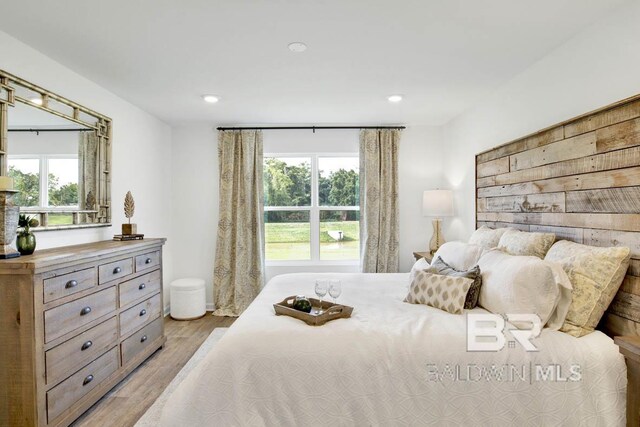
[422,190,454,217]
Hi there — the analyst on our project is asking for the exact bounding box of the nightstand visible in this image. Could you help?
[614,336,640,426]
[412,252,434,263]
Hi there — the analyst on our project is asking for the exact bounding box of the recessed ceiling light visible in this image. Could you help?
[288,42,307,53]
[202,95,220,104]
[388,95,403,103]
[30,97,43,105]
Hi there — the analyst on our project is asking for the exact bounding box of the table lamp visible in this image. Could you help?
[422,189,454,255]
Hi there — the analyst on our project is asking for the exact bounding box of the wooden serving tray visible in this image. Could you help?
[274,296,353,326]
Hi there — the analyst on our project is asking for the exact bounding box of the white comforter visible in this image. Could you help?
[160,273,626,427]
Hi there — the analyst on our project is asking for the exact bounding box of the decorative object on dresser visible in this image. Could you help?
[122,191,137,235]
[0,176,20,258]
[0,238,166,427]
[422,189,454,255]
[17,213,40,255]
[475,93,640,427]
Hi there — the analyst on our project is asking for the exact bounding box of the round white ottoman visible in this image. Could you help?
[170,278,206,320]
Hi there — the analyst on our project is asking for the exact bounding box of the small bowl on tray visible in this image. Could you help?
[274,295,353,326]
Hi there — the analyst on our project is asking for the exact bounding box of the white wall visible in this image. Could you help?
[0,30,174,292]
[443,1,640,241]
[170,125,444,308]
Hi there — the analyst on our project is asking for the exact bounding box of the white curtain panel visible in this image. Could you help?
[359,129,400,273]
[213,130,265,317]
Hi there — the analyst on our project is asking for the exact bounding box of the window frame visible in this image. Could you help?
[264,152,360,266]
[8,153,79,210]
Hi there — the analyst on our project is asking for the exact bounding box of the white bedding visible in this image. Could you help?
[160,273,626,427]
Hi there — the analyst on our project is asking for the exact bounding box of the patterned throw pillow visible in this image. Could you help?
[545,240,631,337]
[498,229,556,259]
[405,272,473,315]
[468,226,510,249]
[427,257,482,309]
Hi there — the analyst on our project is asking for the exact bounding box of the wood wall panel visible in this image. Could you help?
[564,99,640,138]
[566,187,640,213]
[479,146,640,188]
[475,94,640,341]
[509,133,596,171]
[478,166,640,198]
[478,193,565,213]
[477,156,510,178]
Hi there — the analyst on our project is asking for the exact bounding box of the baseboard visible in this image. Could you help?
[164,303,215,317]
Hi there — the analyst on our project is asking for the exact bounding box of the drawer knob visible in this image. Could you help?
[80,306,92,316]
[140,335,148,343]
[139,283,146,290]
[139,308,147,317]
[145,258,152,264]
[81,340,93,351]
[113,266,122,274]
[83,374,94,386]
[65,280,78,289]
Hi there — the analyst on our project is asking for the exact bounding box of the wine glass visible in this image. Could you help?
[329,279,342,304]
[314,280,328,314]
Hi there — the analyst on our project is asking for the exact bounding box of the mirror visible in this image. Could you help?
[0,70,111,230]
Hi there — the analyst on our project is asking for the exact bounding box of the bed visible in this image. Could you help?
[160,94,640,426]
[160,272,626,426]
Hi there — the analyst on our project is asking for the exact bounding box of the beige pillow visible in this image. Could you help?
[405,272,472,315]
[545,240,631,337]
[468,226,510,249]
[498,229,556,259]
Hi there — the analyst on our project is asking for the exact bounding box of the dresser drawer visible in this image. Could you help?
[98,258,133,284]
[45,317,118,386]
[135,251,161,273]
[44,287,117,343]
[119,269,162,308]
[44,267,97,304]
[120,293,162,337]
[121,316,163,366]
[46,347,119,423]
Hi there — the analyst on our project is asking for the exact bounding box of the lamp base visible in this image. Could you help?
[429,218,446,255]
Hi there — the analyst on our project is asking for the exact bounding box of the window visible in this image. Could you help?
[8,155,79,225]
[264,154,359,262]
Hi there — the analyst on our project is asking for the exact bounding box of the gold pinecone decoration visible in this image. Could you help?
[124,191,135,223]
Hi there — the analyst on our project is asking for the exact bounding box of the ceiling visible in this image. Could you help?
[0,0,629,126]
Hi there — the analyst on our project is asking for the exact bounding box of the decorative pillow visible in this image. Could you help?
[427,257,482,309]
[545,240,631,337]
[405,271,473,315]
[478,249,572,328]
[409,258,430,283]
[432,241,485,271]
[468,226,510,249]
[497,229,556,259]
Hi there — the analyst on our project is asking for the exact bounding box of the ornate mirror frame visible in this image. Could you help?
[0,69,112,229]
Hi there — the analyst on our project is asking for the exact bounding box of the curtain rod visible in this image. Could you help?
[216,125,406,132]
[8,128,94,133]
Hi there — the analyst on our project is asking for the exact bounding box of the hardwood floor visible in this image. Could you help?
[71,314,235,427]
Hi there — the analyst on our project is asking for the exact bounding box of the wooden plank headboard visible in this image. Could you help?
[475,94,640,339]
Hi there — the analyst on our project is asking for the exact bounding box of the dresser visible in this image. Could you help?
[0,238,167,427]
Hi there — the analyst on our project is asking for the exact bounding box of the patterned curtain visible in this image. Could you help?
[213,130,265,317]
[78,131,99,223]
[359,129,401,273]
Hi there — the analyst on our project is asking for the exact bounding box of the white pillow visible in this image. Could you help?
[478,249,572,329]
[468,226,511,249]
[409,258,430,283]
[433,241,485,271]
